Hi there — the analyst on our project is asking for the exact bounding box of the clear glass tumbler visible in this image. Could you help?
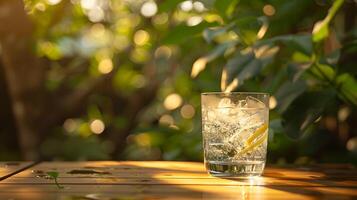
[201,92,269,177]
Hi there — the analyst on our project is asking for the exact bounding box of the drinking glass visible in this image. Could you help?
[201,92,269,176]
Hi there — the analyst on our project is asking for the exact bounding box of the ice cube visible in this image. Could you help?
[218,98,234,108]
[217,97,237,116]
[246,96,266,108]
[238,100,247,108]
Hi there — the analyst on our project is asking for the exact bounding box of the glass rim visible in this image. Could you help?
[201,92,269,96]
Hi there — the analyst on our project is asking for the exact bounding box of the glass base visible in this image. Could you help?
[206,161,265,177]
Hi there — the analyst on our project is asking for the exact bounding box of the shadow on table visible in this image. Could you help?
[220,164,357,199]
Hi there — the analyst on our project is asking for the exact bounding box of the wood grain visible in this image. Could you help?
[0,161,356,199]
[0,162,34,180]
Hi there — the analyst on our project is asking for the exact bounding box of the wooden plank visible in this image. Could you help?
[2,162,357,187]
[0,162,356,199]
[0,184,356,200]
[0,162,36,181]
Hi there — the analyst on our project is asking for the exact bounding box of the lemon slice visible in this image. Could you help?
[246,123,268,146]
[236,132,268,157]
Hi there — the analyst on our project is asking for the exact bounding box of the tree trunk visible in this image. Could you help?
[0,0,45,160]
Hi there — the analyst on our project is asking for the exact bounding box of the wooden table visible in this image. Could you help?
[0,161,356,199]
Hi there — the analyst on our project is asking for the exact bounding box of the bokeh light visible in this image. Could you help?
[35,3,46,11]
[180,0,193,12]
[63,119,79,133]
[338,107,350,121]
[81,0,97,10]
[159,114,174,126]
[47,0,62,5]
[88,6,104,22]
[90,23,106,38]
[135,133,151,147]
[347,137,357,153]
[193,1,205,12]
[98,58,113,74]
[187,16,203,26]
[169,124,179,130]
[134,30,150,46]
[130,48,149,63]
[152,13,169,26]
[132,74,147,88]
[154,46,172,59]
[263,4,275,16]
[269,96,277,110]
[164,93,183,110]
[113,35,130,50]
[90,119,105,134]
[180,104,195,119]
[140,1,158,18]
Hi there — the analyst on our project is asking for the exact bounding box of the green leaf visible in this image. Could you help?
[233,17,262,45]
[275,80,307,113]
[158,0,184,13]
[214,0,239,19]
[207,42,237,61]
[236,59,261,82]
[260,34,313,55]
[286,62,312,82]
[312,0,344,42]
[224,49,254,85]
[282,90,336,139]
[163,22,218,45]
[336,73,357,105]
[310,63,336,82]
[191,42,237,78]
[223,44,279,89]
[203,23,235,43]
[270,119,284,133]
[267,67,287,93]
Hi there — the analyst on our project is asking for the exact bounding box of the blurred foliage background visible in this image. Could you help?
[0,0,356,165]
